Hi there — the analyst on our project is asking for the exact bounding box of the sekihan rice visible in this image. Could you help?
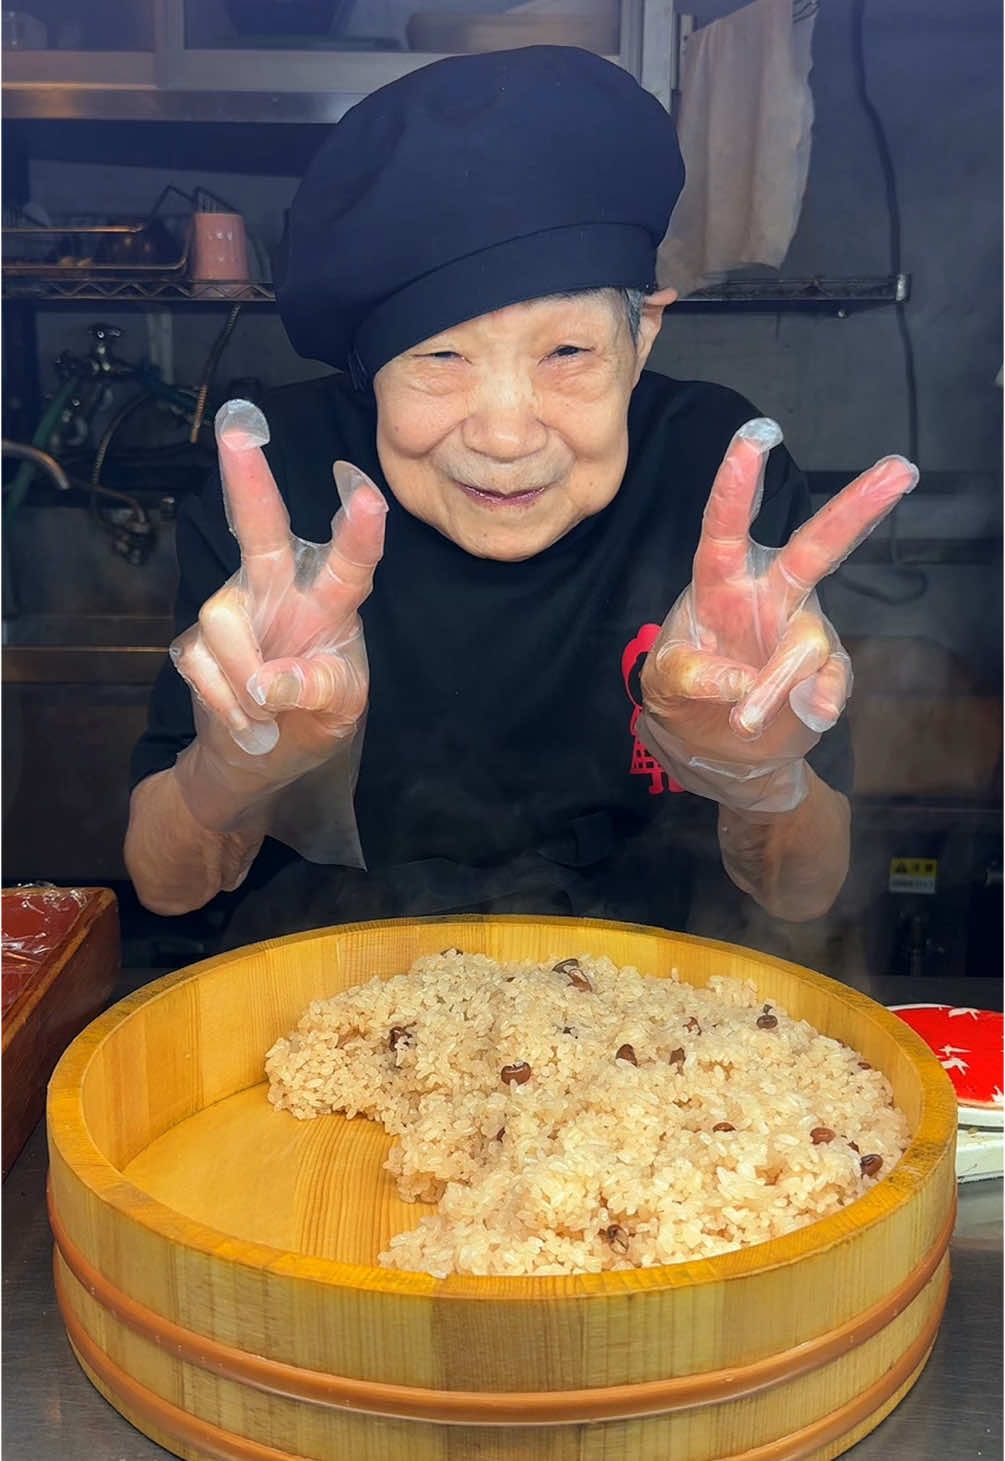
[265,952,909,1278]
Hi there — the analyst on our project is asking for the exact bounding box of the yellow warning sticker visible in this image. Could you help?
[889,858,937,894]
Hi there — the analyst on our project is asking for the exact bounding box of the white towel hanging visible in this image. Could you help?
[658,0,818,298]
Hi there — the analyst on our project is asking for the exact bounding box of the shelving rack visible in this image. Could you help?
[2,273,910,313]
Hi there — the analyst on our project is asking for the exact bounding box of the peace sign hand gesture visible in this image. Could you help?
[639,419,918,814]
[170,400,387,835]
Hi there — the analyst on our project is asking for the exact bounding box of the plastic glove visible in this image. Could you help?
[170,399,387,863]
[639,418,919,814]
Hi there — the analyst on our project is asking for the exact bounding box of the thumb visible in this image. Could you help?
[788,651,853,733]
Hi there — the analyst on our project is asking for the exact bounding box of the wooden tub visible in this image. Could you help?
[47,917,958,1461]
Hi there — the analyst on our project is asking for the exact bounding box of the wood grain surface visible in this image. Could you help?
[46,916,959,1460]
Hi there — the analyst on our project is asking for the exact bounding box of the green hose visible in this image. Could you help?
[2,375,81,522]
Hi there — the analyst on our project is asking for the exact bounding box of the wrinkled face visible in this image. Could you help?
[373,289,673,561]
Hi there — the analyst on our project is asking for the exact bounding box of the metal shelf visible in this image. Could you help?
[0,0,648,126]
[2,274,274,304]
[679,275,910,313]
[3,273,910,311]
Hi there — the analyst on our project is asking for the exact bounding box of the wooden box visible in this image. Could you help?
[3,885,118,1174]
[47,916,957,1461]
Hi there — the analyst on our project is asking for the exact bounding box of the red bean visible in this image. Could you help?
[756,1013,779,1030]
[860,1153,883,1177]
[388,1026,414,1051]
[616,1044,638,1066]
[602,1224,631,1255]
[669,1047,686,1067]
[685,1017,702,1034]
[501,1061,532,1086]
[713,1122,735,1132]
[811,1127,836,1145]
[553,958,581,975]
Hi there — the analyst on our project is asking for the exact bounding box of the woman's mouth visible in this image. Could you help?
[454,480,549,509]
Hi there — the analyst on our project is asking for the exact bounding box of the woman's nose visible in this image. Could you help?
[460,375,548,460]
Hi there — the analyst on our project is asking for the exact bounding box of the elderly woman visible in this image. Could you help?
[125,47,916,946]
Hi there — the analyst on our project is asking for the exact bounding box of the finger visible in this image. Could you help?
[249,650,366,724]
[312,462,388,622]
[644,642,757,707]
[693,419,783,604]
[788,651,853,734]
[215,400,295,599]
[772,455,919,608]
[197,585,271,719]
[171,633,279,755]
[730,611,831,739]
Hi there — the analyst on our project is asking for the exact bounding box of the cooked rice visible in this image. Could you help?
[265,952,909,1277]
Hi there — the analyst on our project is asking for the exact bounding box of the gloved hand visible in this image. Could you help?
[170,399,387,853]
[639,418,918,814]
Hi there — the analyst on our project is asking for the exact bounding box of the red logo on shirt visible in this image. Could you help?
[621,625,683,796]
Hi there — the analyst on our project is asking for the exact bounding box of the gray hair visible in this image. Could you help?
[550,287,646,342]
[621,287,645,341]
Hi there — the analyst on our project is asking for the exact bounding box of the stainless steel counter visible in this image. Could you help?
[3,969,1003,1461]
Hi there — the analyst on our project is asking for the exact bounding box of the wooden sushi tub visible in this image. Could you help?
[47,917,958,1461]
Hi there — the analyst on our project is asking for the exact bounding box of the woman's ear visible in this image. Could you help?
[634,287,678,376]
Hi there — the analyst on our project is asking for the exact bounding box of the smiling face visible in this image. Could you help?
[372,288,675,561]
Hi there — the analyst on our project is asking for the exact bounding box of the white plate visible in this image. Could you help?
[956,1126,1004,1183]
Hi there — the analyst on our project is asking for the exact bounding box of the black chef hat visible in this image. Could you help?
[276,46,684,380]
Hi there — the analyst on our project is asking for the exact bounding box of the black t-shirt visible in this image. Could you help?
[132,369,852,944]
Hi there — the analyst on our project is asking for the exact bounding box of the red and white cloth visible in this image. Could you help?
[889,1004,1003,1128]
